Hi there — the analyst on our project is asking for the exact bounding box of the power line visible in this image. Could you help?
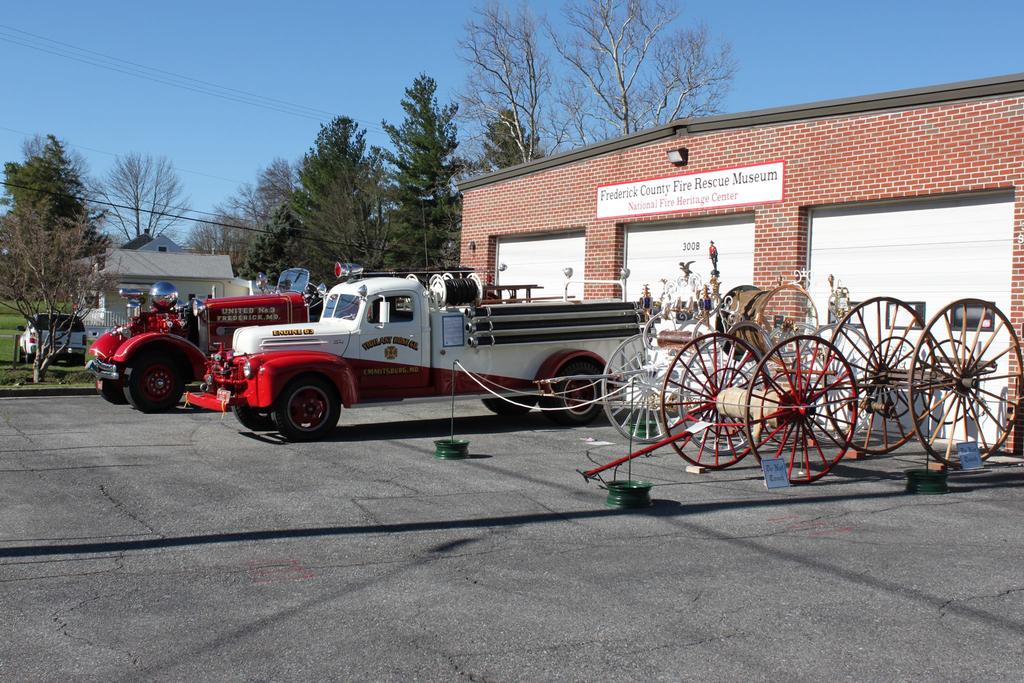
[0,25,387,134]
[0,178,377,252]
[0,124,245,185]
[0,23,336,118]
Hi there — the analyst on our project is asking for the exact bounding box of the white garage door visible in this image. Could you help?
[496,232,585,301]
[809,193,1015,448]
[625,215,756,302]
[808,193,1014,323]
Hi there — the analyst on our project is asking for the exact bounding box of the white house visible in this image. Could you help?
[84,249,251,332]
[120,231,184,253]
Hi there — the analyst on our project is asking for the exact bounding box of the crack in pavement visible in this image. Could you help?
[50,575,142,671]
[0,443,193,454]
[940,586,1024,618]
[98,485,160,537]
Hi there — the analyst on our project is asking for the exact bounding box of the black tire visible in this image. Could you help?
[122,351,185,413]
[271,375,340,442]
[232,405,276,431]
[481,396,536,416]
[541,359,604,426]
[97,378,129,405]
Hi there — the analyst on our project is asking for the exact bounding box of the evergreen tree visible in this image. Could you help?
[239,203,303,281]
[293,116,392,279]
[382,74,462,269]
[2,134,105,247]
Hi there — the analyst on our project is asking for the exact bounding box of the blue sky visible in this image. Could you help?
[1,1,1022,230]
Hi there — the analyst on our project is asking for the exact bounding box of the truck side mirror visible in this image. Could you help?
[378,301,391,326]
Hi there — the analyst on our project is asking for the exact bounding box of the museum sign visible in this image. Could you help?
[595,160,785,219]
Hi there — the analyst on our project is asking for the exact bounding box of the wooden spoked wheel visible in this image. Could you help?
[750,283,820,344]
[718,285,761,331]
[832,297,925,454]
[745,335,859,484]
[725,320,772,358]
[908,299,1023,466]
[659,332,759,469]
[602,334,668,443]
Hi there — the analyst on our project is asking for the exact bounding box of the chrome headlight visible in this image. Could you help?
[150,281,179,311]
[192,297,206,317]
[242,359,253,379]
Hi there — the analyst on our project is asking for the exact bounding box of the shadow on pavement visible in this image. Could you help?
[0,482,988,560]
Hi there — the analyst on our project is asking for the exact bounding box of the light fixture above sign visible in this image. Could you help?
[666,147,689,166]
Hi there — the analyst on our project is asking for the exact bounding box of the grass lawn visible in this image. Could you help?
[0,309,23,331]
[0,310,94,386]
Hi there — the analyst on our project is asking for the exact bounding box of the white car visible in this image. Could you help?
[16,314,88,365]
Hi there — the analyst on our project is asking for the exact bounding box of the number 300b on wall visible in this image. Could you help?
[681,241,700,251]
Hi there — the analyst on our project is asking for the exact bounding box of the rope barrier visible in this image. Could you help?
[453,360,628,412]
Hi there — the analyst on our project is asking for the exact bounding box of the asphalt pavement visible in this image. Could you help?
[1,395,1023,682]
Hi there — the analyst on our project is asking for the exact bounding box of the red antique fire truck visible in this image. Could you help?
[186,265,640,441]
[87,268,324,412]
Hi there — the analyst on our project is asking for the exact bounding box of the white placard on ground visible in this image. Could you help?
[957,442,983,470]
[761,458,791,489]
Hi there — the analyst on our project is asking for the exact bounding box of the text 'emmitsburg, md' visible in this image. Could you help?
[595,161,785,219]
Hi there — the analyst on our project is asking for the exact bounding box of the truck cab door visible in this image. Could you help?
[357,291,429,389]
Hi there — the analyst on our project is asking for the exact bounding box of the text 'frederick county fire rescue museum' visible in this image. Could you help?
[458,73,1024,333]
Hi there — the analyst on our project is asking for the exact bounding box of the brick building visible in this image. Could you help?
[459,72,1024,453]
[459,73,1024,327]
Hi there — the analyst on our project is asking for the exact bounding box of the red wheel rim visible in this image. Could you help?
[288,386,329,430]
[563,378,595,415]
[661,333,758,469]
[140,363,175,402]
[746,335,859,484]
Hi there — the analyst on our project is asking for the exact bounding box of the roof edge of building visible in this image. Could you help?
[458,72,1024,192]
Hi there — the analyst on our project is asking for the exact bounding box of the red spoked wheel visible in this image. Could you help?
[908,299,1023,466]
[832,297,925,454]
[272,376,340,442]
[659,332,760,469]
[142,364,174,401]
[745,335,859,484]
[123,352,185,413]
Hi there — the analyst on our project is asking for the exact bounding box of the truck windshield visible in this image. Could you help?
[277,268,310,294]
[332,294,361,320]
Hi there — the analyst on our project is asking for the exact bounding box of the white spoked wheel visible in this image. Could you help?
[602,334,668,443]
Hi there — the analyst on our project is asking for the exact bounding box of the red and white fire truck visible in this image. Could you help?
[87,268,324,412]
[185,265,641,441]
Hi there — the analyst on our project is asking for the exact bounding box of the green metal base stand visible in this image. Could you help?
[435,438,470,460]
[630,420,654,440]
[605,480,653,508]
[905,468,949,495]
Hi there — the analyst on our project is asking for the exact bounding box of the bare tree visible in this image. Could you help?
[186,216,252,271]
[0,210,113,382]
[96,152,190,242]
[459,2,554,167]
[550,0,735,144]
[194,158,299,269]
[219,157,298,229]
